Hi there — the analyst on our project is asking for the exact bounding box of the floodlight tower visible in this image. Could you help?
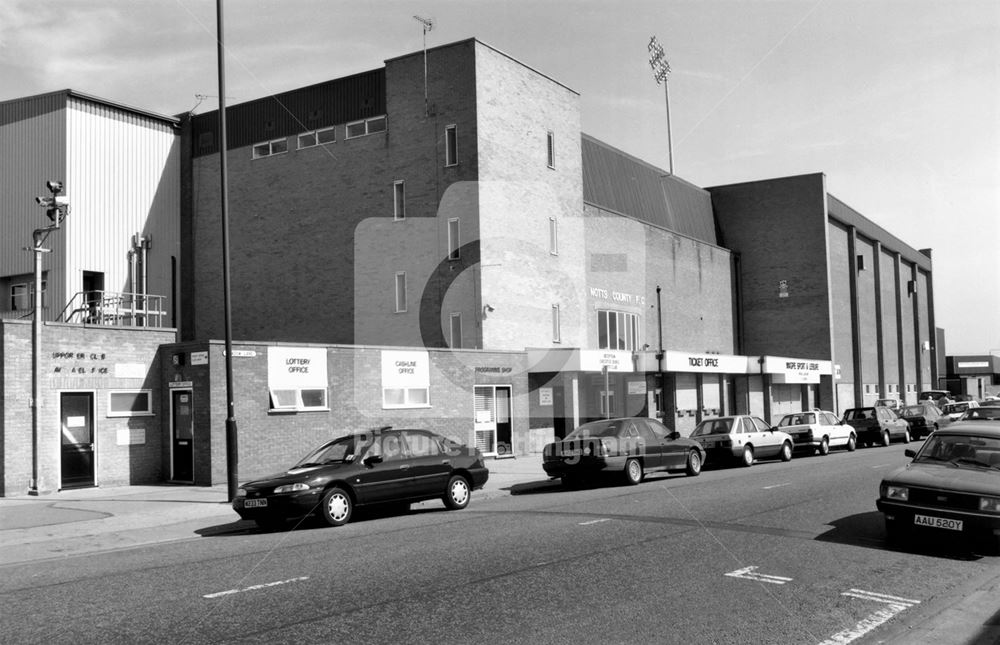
[414,15,434,117]
[648,35,674,175]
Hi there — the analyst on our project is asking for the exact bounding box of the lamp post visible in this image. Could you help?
[28,180,68,495]
[648,36,674,175]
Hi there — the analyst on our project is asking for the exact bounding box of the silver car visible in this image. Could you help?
[689,415,794,467]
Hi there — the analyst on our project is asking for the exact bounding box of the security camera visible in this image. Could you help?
[46,180,63,193]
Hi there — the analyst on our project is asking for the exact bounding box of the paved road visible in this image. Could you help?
[1,444,997,644]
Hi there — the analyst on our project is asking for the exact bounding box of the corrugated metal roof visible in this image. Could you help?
[581,134,717,245]
[190,68,386,157]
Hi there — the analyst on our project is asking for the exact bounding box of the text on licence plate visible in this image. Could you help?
[244,498,268,508]
[914,514,962,531]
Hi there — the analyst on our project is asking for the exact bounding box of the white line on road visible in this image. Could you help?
[204,576,310,599]
[817,588,921,644]
[578,518,611,526]
[762,482,791,489]
[724,566,793,585]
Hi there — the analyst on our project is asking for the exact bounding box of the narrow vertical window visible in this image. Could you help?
[552,304,561,343]
[549,217,558,255]
[448,218,461,260]
[445,124,458,166]
[450,313,462,349]
[393,180,405,220]
[395,272,407,313]
[546,130,555,168]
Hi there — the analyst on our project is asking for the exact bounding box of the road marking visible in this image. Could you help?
[817,588,920,644]
[762,482,791,489]
[578,518,610,526]
[724,566,792,585]
[204,576,310,599]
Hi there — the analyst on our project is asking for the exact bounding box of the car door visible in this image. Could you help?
[635,419,667,470]
[749,416,781,457]
[400,430,452,498]
[646,418,687,470]
[352,431,414,504]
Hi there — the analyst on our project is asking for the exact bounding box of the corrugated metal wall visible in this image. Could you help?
[581,134,717,245]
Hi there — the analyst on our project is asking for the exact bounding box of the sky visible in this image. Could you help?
[1,0,997,355]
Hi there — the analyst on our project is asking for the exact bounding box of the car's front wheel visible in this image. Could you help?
[818,437,830,456]
[846,434,857,452]
[624,458,643,485]
[320,487,353,527]
[903,428,911,443]
[685,450,702,477]
[881,430,891,447]
[741,445,755,467]
[779,441,793,462]
[443,474,471,510]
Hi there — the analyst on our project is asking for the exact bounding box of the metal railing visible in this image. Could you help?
[56,290,168,327]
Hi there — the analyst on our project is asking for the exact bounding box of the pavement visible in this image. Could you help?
[1,456,997,645]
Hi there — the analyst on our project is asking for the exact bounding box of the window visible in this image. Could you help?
[108,390,153,417]
[297,126,336,149]
[346,115,387,139]
[599,389,616,416]
[549,217,558,255]
[382,387,429,408]
[546,130,555,168]
[252,137,288,159]
[10,281,46,310]
[395,272,407,313]
[402,430,442,457]
[552,304,561,343]
[394,181,406,220]
[445,124,458,166]
[269,387,328,411]
[450,313,462,348]
[448,218,460,259]
[597,310,640,350]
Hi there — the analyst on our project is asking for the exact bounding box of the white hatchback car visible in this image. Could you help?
[689,415,794,467]
[776,409,857,455]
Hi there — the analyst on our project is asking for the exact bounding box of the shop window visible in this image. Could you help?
[252,137,288,159]
[448,218,460,259]
[395,272,407,312]
[269,387,328,411]
[597,309,639,351]
[393,181,406,220]
[346,115,387,139]
[445,124,458,166]
[297,126,336,149]
[107,390,153,417]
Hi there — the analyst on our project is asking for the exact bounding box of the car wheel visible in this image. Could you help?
[320,487,353,527]
[881,430,891,447]
[443,474,471,510]
[685,450,702,477]
[741,445,755,467]
[624,458,643,485]
[903,428,911,443]
[846,434,857,452]
[818,437,830,456]
[779,441,793,462]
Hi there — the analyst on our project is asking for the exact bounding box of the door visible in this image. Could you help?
[495,387,512,454]
[171,389,194,482]
[60,392,95,489]
[474,386,497,455]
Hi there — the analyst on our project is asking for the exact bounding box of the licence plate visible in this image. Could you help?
[914,514,962,531]
[244,498,268,508]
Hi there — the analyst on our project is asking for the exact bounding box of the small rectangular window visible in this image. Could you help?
[552,304,561,343]
[549,217,558,255]
[450,313,462,349]
[382,387,430,408]
[346,121,366,138]
[346,116,387,139]
[269,388,328,411]
[547,130,555,168]
[298,132,318,148]
[108,390,153,417]
[316,126,336,144]
[367,115,386,133]
[252,138,288,159]
[395,272,407,313]
[445,124,458,166]
[448,218,460,260]
[297,126,335,149]
[394,181,406,220]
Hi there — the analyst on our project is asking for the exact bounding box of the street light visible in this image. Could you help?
[647,35,674,175]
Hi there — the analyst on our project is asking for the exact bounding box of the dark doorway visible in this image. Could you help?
[171,389,194,482]
[60,392,95,489]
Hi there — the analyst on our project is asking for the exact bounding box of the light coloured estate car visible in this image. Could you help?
[777,409,857,455]
[689,415,794,467]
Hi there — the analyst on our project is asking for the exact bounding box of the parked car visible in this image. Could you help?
[688,415,794,467]
[876,420,1000,554]
[898,402,950,440]
[776,409,857,455]
[542,417,705,487]
[941,400,979,423]
[961,405,1000,422]
[918,390,953,407]
[233,427,489,529]
[842,406,911,446]
[875,398,902,411]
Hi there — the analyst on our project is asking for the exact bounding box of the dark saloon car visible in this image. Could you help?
[877,421,1000,554]
[542,417,705,487]
[842,406,910,447]
[233,427,489,529]
[897,402,949,440]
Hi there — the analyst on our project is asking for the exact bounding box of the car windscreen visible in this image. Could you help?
[844,409,874,420]
[690,418,734,437]
[900,406,924,416]
[565,421,622,439]
[963,407,1000,421]
[914,433,1000,469]
[778,413,814,427]
[294,436,367,467]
